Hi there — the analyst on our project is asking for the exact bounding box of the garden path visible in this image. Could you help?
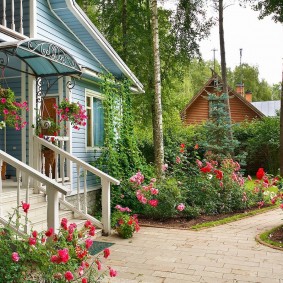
[101,208,283,283]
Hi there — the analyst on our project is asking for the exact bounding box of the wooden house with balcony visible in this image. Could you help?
[0,0,143,235]
[181,73,264,125]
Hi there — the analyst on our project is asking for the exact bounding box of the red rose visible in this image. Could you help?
[104,248,110,259]
[256,168,265,180]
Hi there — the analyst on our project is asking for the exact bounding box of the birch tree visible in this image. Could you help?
[150,0,165,177]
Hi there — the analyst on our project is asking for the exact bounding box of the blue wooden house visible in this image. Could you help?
[0,0,143,235]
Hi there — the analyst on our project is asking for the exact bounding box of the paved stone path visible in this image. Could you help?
[101,208,283,283]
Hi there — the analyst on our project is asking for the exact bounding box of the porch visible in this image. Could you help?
[0,137,119,235]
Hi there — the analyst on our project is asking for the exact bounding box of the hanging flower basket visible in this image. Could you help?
[53,98,87,130]
[0,87,28,130]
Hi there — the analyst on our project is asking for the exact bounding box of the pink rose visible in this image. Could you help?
[11,252,20,262]
[176,203,185,211]
[65,271,74,281]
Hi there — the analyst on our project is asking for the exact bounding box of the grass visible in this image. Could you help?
[259,225,283,249]
[191,205,277,230]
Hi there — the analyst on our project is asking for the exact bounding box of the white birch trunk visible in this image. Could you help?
[150,0,164,178]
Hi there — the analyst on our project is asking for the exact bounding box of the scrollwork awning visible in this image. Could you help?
[0,39,82,77]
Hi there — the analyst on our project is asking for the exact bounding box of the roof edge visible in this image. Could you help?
[181,74,265,120]
[81,67,144,94]
[63,0,144,93]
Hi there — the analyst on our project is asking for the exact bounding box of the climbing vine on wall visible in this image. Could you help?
[94,74,147,181]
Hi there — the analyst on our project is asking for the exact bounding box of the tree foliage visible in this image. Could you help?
[246,0,283,23]
[228,63,273,101]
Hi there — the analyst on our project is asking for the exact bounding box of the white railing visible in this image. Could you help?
[0,149,68,233]
[34,135,120,235]
[1,0,25,37]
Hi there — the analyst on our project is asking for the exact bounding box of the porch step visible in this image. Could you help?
[0,189,102,238]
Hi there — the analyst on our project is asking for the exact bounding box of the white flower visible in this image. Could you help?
[0,121,6,129]
[207,174,213,180]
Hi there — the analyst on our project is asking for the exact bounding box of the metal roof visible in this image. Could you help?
[0,39,82,77]
[251,100,280,117]
[48,0,144,93]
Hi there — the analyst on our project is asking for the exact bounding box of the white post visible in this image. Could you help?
[101,179,111,235]
[2,0,6,27]
[11,0,15,30]
[46,185,60,232]
[19,0,23,34]
[83,169,87,214]
[77,164,81,211]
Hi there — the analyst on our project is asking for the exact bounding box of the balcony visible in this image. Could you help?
[0,0,27,40]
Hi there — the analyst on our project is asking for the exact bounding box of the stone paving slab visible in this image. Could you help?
[101,208,283,283]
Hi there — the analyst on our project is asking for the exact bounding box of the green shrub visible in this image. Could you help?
[142,178,185,219]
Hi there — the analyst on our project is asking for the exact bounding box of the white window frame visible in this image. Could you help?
[85,89,104,151]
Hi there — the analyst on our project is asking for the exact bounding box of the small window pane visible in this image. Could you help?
[87,97,91,107]
[87,108,92,147]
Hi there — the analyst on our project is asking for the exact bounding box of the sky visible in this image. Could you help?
[162,1,283,85]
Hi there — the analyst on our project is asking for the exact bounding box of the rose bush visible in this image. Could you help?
[111,205,140,239]
[0,203,117,283]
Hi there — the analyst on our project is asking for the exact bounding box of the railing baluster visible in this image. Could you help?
[77,164,81,211]
[49,164,52,179]
[60,141,64,185]
[42,152,46,176]
[55,152,59,181]
[24,176,30,233]
[17,170,21,207]
[19,0,23,34]
[83,169,87,214]
[11,0,15,30]
[2,0,6,27]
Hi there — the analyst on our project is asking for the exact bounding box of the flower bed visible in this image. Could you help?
[0,203,117,282]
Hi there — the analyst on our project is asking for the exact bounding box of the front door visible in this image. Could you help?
[41,97,57,178]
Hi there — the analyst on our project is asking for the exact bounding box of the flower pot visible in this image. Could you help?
[40,119,51,129]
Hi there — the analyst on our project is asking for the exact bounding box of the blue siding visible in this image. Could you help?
[37,0,104,74]
[71,79,103,191]
[49,0,123,78]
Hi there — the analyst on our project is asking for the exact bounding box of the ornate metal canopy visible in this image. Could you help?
[0,39,82,77]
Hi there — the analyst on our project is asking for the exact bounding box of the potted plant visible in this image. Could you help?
[0,86,29,179]
[54,98,87,130]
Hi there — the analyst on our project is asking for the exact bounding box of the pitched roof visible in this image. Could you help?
[181,74,265,120]
[48,0,144,93]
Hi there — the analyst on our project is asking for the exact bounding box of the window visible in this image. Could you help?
[86,90,104,148]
